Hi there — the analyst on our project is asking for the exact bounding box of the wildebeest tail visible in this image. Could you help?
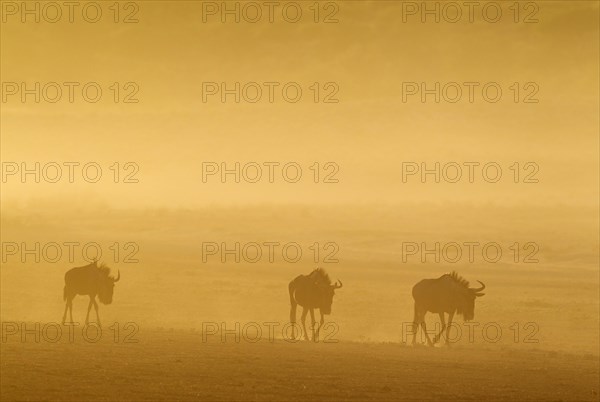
[288,280,297,323]
[63,286,67,301]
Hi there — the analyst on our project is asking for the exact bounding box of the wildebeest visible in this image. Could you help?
[288,268,343,341]
[62,260,120,326]
[412,271,485,346]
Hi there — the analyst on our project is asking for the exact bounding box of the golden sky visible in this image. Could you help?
[1,1,598,208]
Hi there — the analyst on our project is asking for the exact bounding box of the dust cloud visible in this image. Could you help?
[1,1,599,401]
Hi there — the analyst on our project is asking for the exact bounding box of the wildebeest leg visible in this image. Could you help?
[445,312,455,345]
[420,316,434,346]
[315,312,325,340]
[62,303,68,325]
[62,288,76,324]
[69,298,74,323]
[301,308,309,341]
[86,296,94,325]
[290,308,297,340]
[93,298,101,327]
[309,309,317,341]
[62,297,72,324]
[288,281,298,340]
[433,313,446,344]
[411,305,421,345]
[421,322,434,346]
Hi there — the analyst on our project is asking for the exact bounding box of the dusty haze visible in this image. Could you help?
[1,1,599,401]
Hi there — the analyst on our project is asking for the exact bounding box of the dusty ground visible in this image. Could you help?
[1,327,598,402]
[2,2,598,401]
[1,205,598,401]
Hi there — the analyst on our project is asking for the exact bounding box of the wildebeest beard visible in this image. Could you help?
[462,309,475,321]
[98,275,115,304]
[317,286,335,314]
[97,285,114,304]
[95,264,118,304]
[456,296,475,321]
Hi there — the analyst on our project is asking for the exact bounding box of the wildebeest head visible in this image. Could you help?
[457,280,485,321]
[315,279,343,315]
[97,267,120,304]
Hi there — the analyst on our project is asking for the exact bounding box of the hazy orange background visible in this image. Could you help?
[1,3,599,400]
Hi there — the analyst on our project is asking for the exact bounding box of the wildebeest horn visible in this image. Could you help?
[114,271,121,283]
[472,280,485,293]
[333,280,343,289]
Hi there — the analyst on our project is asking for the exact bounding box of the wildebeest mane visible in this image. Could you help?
[97,262,111,276]
[310,267,332,285]
[447,271,470,289]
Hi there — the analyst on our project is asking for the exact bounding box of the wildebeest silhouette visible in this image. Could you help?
[288,268,342,341]
[412,271,485,346]
[62,260,120,326]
